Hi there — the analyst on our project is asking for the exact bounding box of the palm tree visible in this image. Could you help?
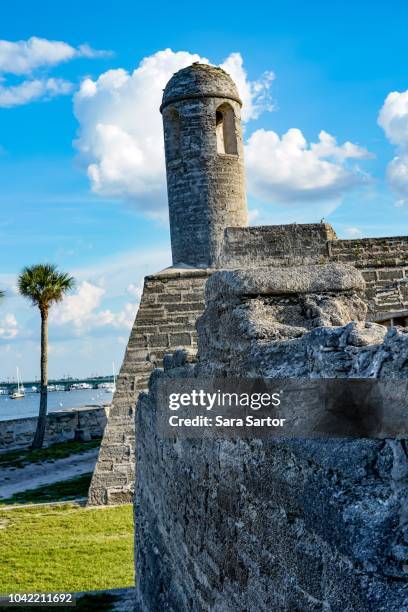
[18,264,75,449]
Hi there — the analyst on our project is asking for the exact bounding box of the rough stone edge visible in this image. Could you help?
[205,263,365,300]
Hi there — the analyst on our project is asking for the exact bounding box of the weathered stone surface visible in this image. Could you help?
[162,63,242,109]
[162,63,248,268]
[220,223,338,267]
[205,263,365,298]
[198,265,368,376]
[0,406,107,453]
[221,227,408,321]
[135,264,408,611]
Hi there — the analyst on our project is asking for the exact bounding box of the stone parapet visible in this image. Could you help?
[328,236,408,319]
[220,226,408,320]
[220,223,337,268]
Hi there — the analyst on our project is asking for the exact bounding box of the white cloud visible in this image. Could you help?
[0,77,73,108]
[248,208,261,223]
[50,281,104,328]
[74,48,373,215]
[73,48,274,214]
[115,302,137,328]
[0,273,18,293]
[127,282,143,300]
[0,37,110,75]
[378,90,408,147]
[93,302,137,330]
[76,44,112,60]
[220,52,274,122]
[344,226,363,238]
[378,90,408,207]
[0,36,110,108]
[50,280,137,333]
[245,128,371,204]
[0,314,19,340]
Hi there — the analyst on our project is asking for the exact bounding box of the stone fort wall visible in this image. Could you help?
[88,224,408,505]
[0,406,107,453]
[221,224,408,320]
[329,236,408,320]
[135,264,408,611]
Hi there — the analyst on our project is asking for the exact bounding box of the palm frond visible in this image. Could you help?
[18,264,75,310]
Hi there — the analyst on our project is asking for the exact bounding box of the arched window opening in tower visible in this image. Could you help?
[164,107,181,161]
[216,104,238,155]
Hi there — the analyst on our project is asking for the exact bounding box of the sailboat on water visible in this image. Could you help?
[10,367,25,399]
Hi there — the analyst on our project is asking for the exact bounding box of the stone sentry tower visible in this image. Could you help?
[161,63,248,267]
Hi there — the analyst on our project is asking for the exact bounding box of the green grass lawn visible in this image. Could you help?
[0,502,134,593]
[0,473,93,506]
[0,439,101,470]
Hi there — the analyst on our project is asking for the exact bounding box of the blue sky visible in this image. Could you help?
[1,1,408,380]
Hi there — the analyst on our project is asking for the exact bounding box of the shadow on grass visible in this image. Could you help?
[0,439,101,470]
[0,473,93,506]
[0,438,101,469]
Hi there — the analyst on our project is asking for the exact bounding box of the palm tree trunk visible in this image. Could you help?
[32,309,48,449]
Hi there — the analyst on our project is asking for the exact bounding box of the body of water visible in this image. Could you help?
[0,389,113,421]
